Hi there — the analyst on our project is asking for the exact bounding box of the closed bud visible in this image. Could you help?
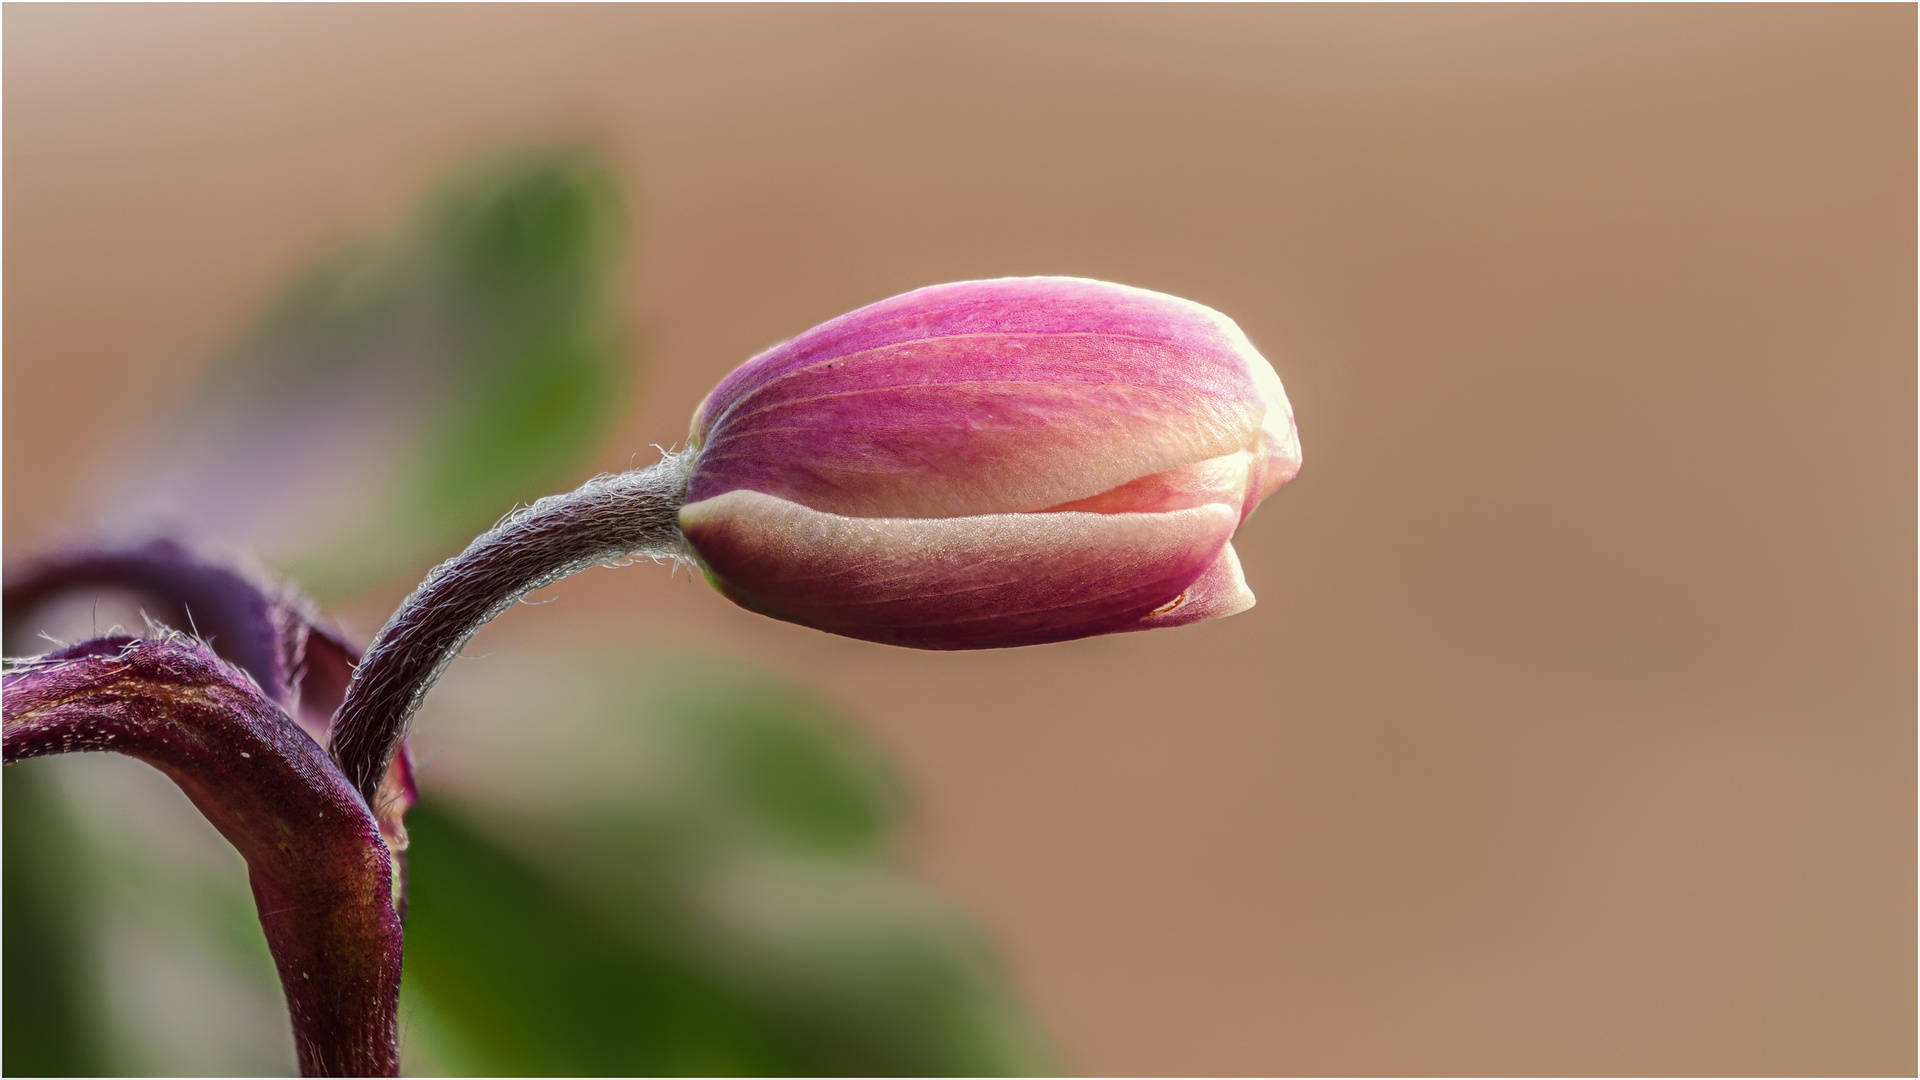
[678,277,1302,649]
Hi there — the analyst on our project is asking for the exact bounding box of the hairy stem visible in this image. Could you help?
[3,636,403,1078]
[3,538,327,713]
[330,452,694,802]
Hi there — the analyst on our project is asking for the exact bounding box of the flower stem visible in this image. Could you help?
[330,453,693,803]
[3,636,403,1078]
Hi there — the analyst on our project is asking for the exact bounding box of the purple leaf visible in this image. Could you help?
[7,539,326,722]
[4,538,417,846]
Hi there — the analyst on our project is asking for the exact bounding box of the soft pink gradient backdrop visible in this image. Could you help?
[6,6,1913,1074]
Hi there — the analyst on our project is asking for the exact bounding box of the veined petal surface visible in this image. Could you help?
[679,490,1241,649]
[688,278,1282,518]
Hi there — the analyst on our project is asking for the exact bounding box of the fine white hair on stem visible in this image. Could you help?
[329,447,696,801]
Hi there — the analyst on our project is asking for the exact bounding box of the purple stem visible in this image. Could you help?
[3,636,402,1077]
[329,453,691,802]
[4,539,321,706]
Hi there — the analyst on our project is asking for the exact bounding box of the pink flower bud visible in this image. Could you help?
[677,277,1302,649]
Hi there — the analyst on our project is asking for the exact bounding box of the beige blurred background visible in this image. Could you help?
[5,5,1913,1075]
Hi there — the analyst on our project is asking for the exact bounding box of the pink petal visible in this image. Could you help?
[687,278,1274,518]
[679,489,1245,649]
[1044,451,1253,515]
[693,277,1261,435]
[1125,541,1256,631]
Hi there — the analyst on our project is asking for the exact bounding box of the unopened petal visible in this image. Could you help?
[1233,322,1303,512]
[679,489,1241,649]
[1045,451,1253,515]
[1128,541,1256,632]
[1247,424,1303,519]
[694,277,1261,438]
[688,278,1275,518]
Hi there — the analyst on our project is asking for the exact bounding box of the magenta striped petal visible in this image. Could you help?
[679,490,1239,649]
[687,278,1285,518]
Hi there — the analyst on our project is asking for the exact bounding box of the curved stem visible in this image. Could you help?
[4,636,403,1078]
[3,538,325,713]
[330,453,694,803]
[1,539,417,889]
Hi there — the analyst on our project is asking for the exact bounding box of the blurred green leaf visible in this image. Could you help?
[411,155,628,544]
[4,754,297,1076]
[98,148,633,600]
[2,658,1054,1077]
[403,653,1056,1077]
[3,760,108,1077]
[402,798,798,1077]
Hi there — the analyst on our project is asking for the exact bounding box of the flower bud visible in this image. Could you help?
[677,277,1302,649]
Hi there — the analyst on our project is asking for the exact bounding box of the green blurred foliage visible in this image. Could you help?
[103,148,632,600]
[2,656,1054,1077]
[402,653,1054,1076]
[408,154,629,551]
[3,754,297,1076]
[3,762,108,1077]
[403,800,797,1076]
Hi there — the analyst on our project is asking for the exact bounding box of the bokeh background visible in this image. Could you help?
[5,5,1914,1075]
